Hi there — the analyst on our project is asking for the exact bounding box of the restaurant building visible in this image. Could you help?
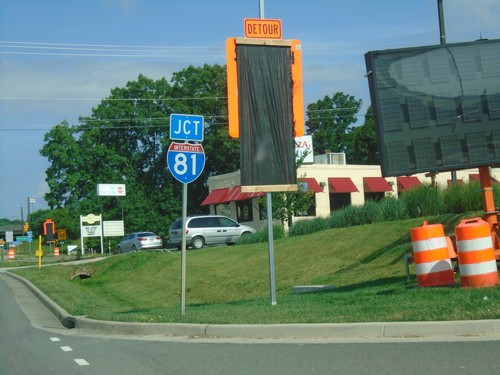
[201,151,498,231]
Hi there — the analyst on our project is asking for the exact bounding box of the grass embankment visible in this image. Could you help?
[8,214,500,324]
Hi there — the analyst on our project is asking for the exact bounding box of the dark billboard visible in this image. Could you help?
[365,39,500,177]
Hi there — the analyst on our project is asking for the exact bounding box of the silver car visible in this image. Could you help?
[168,215,256,249]
[117,232,163,253]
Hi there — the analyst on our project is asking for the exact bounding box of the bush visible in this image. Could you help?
[289,217,329,237]
[399,184,441,217]
[379,197,408,221]
[237,224,285,244]
[285,181,493,238]
[441,182,483,213]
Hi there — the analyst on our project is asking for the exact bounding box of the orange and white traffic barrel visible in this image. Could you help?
[8,248,15,260]
[54,247,60,257]
[454,218,499,288]
[410,221,456,287]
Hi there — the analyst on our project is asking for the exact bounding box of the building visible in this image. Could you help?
[201,152,499,230]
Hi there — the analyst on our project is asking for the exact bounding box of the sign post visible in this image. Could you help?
[168,113,205,316]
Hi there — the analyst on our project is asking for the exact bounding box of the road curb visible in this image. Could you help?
[4,271,500,340]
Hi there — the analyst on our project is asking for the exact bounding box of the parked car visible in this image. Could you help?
[167,215,256,249]
[117,232,163,253]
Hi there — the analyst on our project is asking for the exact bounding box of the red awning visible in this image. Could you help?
[201,188,229,206]
[225,186,242,202]
[225,186,248,201]
[225,186,264,202]
[298,178,323,193]
[363,177,393,192]
[397,176,421,191]
[245,191,265,199]
[469,173,499,184]
[447,179,465,186]
[328,177,359,193]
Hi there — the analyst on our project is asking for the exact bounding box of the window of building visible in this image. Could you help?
[237,200,253,222]
[259,201,266,220]
[330,193,352,211]
[364,192,385,202]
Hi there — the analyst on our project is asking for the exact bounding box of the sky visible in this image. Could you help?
[1,0,499,220]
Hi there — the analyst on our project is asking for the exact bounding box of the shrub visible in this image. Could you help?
[237,224,285,244]
[399,184,441,217]
[289,217,329,237]
[441,182,483,213]
[379,197,408,221]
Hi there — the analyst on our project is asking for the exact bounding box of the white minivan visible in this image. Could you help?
[167,215,256,249]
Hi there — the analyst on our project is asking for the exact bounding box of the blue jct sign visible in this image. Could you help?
[170,113,204,142]
[167,142,205,184]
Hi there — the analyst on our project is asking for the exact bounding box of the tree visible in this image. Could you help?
[305,92,362,155]
[261,152,315,229]
[347,106,379,165]
[40,65,239,239]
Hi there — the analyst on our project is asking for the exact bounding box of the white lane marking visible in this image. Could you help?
[50,337,61,342]
[60,346,73,352]
[74,359,90,366]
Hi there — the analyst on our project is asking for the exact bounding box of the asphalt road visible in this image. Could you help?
[1,272,500,375]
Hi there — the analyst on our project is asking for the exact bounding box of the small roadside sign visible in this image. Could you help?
[169,114,204,142]
[5,231,13,243]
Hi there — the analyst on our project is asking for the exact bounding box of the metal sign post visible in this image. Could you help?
[168,113,205,316]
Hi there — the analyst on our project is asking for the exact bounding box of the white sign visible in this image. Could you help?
[80,214,104,254]
[82,225,102,238]
[5,231,13,243]
[81,213,101,224]
[97,184,126,196]
[295,135,314,164]
[103,221,125,237]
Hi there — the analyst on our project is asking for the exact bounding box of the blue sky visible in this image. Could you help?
[1,0,499,220]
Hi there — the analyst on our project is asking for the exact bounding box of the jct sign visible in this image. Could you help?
[169,114,204,142]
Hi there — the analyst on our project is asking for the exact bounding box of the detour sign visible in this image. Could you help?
[244,18,282,39]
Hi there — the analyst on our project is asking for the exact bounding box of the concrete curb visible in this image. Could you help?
[5,271,500,340]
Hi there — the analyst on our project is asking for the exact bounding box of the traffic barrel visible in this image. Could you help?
[8,248,15,260]
[410,222,456,287]
[454,218,499,288]
[54,247,60,257]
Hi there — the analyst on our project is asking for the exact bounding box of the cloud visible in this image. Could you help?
[444,0,500,41]
[1,57,183,125]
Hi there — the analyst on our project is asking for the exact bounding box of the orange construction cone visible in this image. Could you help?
[455,218,499,288]
[8,248,15,260]
[410,222,456,287]
[54,247,60,257]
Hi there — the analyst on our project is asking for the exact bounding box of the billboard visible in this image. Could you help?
[226,36,304,192]
[365,39,500,177]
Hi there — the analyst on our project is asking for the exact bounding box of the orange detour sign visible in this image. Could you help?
[244,18,282,39]
[455,218,499,288]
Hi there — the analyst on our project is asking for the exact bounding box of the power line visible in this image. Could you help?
[0,96,228,101]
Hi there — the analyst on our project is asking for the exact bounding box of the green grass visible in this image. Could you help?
[7,214,500,324]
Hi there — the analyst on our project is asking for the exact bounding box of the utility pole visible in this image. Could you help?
[437,0,457,185]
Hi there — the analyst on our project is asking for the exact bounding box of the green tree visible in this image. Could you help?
[40,65,238,239]
[305,92,362,155]
[260,152,315,229]
[348,106,379,165]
